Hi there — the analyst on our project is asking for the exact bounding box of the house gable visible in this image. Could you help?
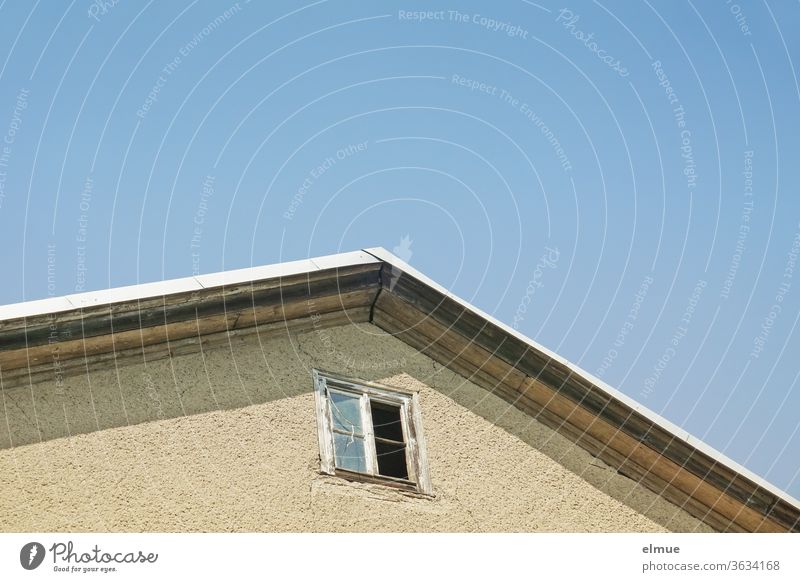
[0,248,797,532]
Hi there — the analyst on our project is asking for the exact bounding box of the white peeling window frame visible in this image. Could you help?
[313,369,433,495]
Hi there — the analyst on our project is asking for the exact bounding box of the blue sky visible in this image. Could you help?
[0,1,799,498]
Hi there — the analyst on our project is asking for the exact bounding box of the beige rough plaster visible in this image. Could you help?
[0,322,711,532]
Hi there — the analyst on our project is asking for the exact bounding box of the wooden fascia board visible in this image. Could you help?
[0,261,382,374]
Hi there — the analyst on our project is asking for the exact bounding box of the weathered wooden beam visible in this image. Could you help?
[0,264,380,351]
[0,286,378,373]
[0,307,371,390]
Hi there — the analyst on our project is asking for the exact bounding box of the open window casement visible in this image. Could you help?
[313,370,432,495]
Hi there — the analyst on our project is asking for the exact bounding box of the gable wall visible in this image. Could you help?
[0,322,711,532]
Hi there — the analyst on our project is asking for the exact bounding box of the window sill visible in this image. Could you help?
[318,470,435,499]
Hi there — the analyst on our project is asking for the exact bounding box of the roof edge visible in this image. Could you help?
[0,246,797,516]
[0,250,379,321]
[364,247,800,512]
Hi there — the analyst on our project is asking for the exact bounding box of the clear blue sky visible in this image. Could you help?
[0,1,798,497]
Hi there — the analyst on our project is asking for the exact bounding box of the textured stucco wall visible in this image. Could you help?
[0,322,711,532]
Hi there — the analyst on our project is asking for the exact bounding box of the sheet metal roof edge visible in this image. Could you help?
[363,246,800,511]
[0,250,379,322]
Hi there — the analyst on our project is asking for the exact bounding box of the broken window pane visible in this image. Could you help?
[371,401,408,479]
[333,432,367,473]
[329,390,362,434]
[374,440,408,479]
[370,401,404,442]
[313,371,431,493]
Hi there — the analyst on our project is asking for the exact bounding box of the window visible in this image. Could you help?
[312,370,432,494]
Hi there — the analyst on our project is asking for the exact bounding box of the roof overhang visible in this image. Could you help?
[0,247,797,532]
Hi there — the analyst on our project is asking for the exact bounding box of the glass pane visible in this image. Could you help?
[375,440,408,479]
[329,390,362,434]
[333,433,367,473]
[371,401,404,442]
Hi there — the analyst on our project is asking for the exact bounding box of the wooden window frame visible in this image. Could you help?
[313,369,433,495]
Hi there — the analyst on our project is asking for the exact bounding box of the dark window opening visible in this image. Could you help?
[371,401,405,441]
[371,401,408,479]
[374,440,408,479]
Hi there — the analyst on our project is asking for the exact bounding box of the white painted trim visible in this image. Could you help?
[0,296,76,321]
[0,250,379,322]
[312,369,335,475]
